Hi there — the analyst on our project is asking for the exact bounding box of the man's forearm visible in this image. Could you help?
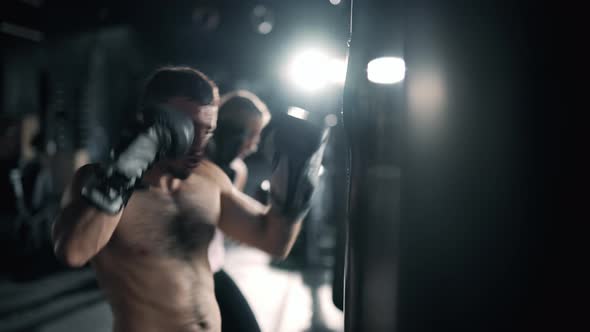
[53,200,122,267]
[262,205,303,259]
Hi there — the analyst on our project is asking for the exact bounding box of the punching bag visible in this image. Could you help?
[343,0,556,331]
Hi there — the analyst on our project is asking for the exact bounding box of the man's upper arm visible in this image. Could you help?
[218,187,270,248]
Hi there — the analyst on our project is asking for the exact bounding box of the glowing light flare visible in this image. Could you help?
[251,4,274,35]
[260,180,270,191]
[288,50,330,91]
[287,49,347,91]
[367,57,406,84]
[287,106,310,120]
[324,114,338,127]
[326,58,347,84]
[257,21,272,34]
[408,70,445,115]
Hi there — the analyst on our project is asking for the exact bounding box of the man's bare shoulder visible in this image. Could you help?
[193,159,233,192]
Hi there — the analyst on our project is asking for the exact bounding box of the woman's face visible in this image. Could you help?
[238,116,264,159]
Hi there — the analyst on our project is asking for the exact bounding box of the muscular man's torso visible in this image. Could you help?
[92,161,230,332]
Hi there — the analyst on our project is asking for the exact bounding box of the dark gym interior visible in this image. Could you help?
[1,1,575,331]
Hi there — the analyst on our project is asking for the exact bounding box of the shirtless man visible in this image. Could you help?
[52,66,328,332]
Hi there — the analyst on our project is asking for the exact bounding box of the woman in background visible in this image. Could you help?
[207,90,271,332]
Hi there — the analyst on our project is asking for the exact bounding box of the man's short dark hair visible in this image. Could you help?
[119,66,219,155]
[141,66,219,108]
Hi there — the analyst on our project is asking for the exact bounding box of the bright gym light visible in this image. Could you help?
[367,57,406,84]
[326,58,347,85]
[287,106,310,120]
[287,49,347,91]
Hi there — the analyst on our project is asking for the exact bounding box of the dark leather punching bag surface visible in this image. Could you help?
[343,1,562,331]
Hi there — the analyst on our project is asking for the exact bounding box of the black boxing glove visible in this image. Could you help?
[81,105,195,214]
[267,113,329,221]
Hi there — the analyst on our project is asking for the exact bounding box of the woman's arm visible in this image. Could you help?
[229,158,248,191]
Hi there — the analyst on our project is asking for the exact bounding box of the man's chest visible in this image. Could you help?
[111,178,221,260]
